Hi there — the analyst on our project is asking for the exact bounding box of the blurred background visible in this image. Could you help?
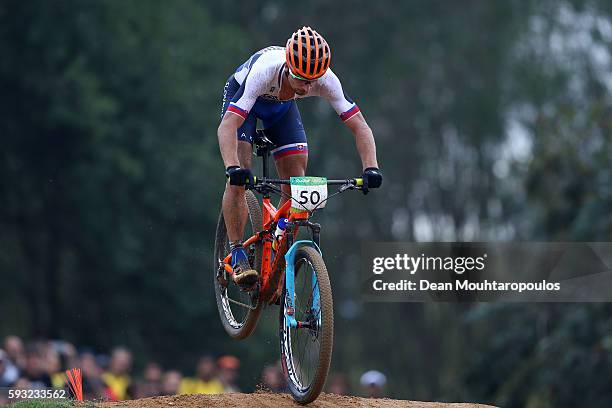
[1,0,611,407]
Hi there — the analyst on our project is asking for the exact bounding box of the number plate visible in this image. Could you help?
[290,177,328,212]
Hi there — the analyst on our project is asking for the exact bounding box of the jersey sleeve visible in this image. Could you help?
[226,66,269,119]
[317,69,361,122]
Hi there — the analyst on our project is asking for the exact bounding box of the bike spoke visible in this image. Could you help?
[227,295,258,310]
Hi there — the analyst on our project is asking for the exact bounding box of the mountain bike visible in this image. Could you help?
[214,130,364,404]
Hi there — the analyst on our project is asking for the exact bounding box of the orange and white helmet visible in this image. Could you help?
[285,27,331,80]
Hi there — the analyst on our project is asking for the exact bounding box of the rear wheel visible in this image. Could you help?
[213,190,263,340]
[279,246,333,404]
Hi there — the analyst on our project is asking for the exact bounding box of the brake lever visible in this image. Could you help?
[339,184,353,193]
[339,183,363,193]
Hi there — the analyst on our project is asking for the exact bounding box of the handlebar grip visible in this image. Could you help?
[355,178,363,187]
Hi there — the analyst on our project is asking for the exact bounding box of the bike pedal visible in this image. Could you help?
[216,267,228,288]
[217,275,228,288]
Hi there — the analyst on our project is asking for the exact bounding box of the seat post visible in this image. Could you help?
[255,130,273,178]
[262,148,269,178]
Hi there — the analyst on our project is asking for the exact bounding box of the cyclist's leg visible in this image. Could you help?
[220,75,256,243]
[264,101,308,206]
[275,155,308,206]
[222,140,253,242]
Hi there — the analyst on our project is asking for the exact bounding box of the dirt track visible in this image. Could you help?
[89,392,497,408]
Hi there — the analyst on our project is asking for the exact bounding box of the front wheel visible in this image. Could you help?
[279,246,333,404]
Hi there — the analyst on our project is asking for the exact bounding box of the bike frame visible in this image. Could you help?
[221,130,314,303]
[222,197,310,302]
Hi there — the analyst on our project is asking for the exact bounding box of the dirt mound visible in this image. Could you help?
[89,392,497,408]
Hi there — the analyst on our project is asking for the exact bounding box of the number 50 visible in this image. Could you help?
[298,190,321,205]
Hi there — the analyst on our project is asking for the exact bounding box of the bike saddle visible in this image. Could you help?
[254,129,275,157]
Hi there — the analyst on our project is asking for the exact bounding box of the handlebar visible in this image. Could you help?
[245,176,365,208]
[251,177,363,187]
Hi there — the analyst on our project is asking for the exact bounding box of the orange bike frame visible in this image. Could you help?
[223,197,309,302]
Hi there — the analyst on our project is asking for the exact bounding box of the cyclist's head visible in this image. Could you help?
[285,26,331,81]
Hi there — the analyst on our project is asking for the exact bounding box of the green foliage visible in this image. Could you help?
[462,304,612,407]
[0,0,242,365]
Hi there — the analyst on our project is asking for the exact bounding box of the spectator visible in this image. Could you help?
[52,341,79,373]
[328,373,350,395]
[23,344,52,388]
[261,362,285,393]
[161,370,182,396]
[1,339,257,400]
[217,355,240,392]
[45,348,65,389]
[138,362,163,397]
[360,370,387,398]
[45,340,79,389]
[102,347,133,400]
[80,351,107,401]
[0,349,19,387]
[179,356,224,395]
[3,336,26,372]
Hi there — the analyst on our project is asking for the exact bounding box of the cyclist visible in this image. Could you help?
[218,27,382,288]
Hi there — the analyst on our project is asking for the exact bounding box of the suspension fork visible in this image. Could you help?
[283,238,322,329]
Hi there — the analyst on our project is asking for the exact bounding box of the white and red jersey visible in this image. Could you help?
[226,46,360,122]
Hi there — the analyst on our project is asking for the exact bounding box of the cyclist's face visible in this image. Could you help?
[287,74,315,96]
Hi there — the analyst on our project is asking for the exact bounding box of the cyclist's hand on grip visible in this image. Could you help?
[362,167,383,195]
[226,166,255,187]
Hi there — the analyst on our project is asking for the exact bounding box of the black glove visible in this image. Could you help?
[362,167,383,195]
[226,166,255,186]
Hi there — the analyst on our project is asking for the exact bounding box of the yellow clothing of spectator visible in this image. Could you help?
[102,372,131,400]
[51,372,66,389]
[179,377,225,394]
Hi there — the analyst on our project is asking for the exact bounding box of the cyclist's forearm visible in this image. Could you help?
[345,112,378,169]
[218,121,240,168]
[354,126,378,169]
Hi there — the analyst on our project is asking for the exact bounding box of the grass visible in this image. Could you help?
[3,400,74,408]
